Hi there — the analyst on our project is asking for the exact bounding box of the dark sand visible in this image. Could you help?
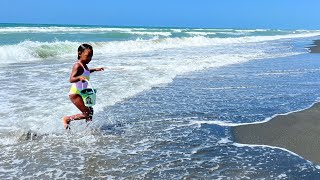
[233,103,320,164]
[307,40,320,53]
[233,40,320,164]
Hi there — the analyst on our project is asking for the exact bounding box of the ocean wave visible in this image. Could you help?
[185,32,217,35]
[127,31,172,36]
[1,31,320,65]
[0,26,173,38]
[0,26,134,33]
[1,26,318,35]
[0,41,78,64]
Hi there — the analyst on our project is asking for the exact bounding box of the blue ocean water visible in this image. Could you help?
[1,23,320,178]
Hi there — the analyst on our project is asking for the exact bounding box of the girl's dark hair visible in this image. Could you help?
[78,44,93,59]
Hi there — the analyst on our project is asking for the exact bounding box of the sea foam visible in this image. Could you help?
[1,30,319,65]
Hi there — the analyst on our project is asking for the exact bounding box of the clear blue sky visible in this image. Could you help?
[1,0,320,29]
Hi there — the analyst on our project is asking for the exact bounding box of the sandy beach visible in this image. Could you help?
[233,39,320,164]
[308,40,320,53]
[233,102,320,164]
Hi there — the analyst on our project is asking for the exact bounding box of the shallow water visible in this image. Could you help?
[2,24,320,178]
[2,53,320,178]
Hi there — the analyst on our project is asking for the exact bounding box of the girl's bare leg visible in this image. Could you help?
[62,94,93,129]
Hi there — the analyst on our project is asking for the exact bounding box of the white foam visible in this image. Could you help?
[232,101,320,127]
[190,120,244,127]
[217,137,232,144]
[235,29,270,33]
[0,37,305,135]
[0,137,18,145]
[2,28,319,135]
[1,29,319,65]
[0,40,78,64]
[185,32,217,36]
[128,31,172,36]
[190,100,320,129]
[0,26,136,33]
[233,143,312,164]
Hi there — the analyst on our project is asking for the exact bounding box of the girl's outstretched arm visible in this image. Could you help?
[90,67,104,73]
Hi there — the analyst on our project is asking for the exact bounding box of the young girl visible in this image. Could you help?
[62,44,104,129]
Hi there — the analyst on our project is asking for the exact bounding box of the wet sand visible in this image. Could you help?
[233,40,320,164]
[308,40,320,53]
[233,103,320,164]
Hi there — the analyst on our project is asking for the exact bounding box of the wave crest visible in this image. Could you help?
[1,30,320,65]
[0,41,78,64]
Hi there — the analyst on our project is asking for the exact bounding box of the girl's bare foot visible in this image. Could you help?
[62,117,71,130]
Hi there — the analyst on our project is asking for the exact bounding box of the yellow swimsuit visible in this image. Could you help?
[69,62,90,95]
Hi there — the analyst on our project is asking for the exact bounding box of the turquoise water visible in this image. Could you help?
[0,23,302,44]
[1,23,320,178]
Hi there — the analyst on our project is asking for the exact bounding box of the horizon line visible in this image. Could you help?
[0,22,304,31]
